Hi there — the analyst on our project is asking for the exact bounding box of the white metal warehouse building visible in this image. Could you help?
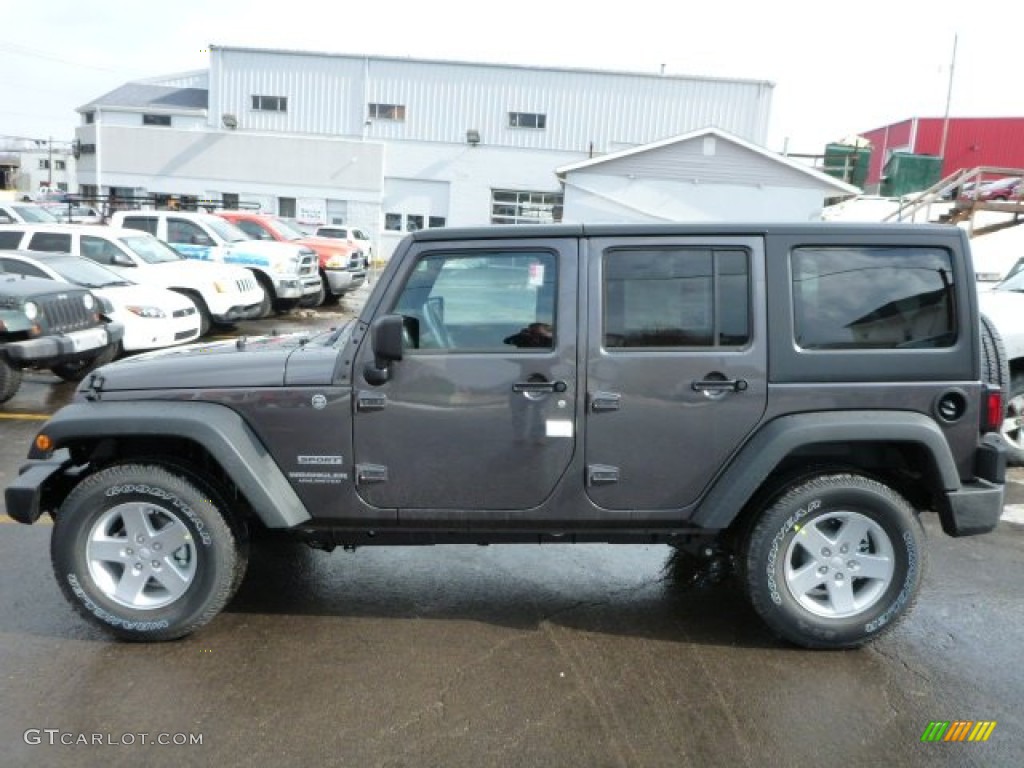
[74,45,787,258]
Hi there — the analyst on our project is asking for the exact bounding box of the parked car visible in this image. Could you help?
[110,210,321,316]
[0,202,60,225]
[216,211,366,305]
[0,272,123,394]
[978,263,1024,465]
[313,225,374,262]
[0,250,201,354]
[964,176,1023,202]
[0,224,265,336]
[45,204,104,225]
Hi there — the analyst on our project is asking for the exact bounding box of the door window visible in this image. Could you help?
[81,235,129,266]
[168,218,214,246]
[391,251,557,351]
[0,231,25,249]
[27,232,73,253]
[603,247,750,348]
[119,216,158,235]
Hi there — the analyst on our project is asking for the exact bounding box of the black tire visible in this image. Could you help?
[980,313,1009,404]
[743,473,923,649]
[172,290,211,337]
[51,464,242,641]
[49,343,118,382]
[1002,372,1024,466]
[320,272,341,306]
[299,279,326,308]
[254,273,274,319]
[0,357,23,403]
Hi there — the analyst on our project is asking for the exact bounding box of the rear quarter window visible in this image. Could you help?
[28,232,73,253]
[0,231,25,249]
[792,246,956,350]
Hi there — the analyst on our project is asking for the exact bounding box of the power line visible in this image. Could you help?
[0,41,120,73]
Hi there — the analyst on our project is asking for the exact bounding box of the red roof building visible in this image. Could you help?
[860,117,1024,189]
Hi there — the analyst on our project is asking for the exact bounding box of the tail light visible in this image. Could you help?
[981,384,1005,434]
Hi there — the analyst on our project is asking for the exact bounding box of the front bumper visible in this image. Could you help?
[325,269,366,294]
[273,275,323,300]
[5,451,73,524]
[3,322,124,365]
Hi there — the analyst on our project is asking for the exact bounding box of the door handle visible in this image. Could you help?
[513,379,568,394]
[691,378,748,393]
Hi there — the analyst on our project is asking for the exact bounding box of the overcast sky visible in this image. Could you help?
[3,0,1023,153]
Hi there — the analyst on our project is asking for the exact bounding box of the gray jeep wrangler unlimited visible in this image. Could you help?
[0,273,124,402]
[4,223,1007,648]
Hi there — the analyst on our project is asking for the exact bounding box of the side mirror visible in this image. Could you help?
[111,252,135,267]
[363,314,408,385]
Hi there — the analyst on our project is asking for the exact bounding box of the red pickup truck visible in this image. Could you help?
[216,211,366,305]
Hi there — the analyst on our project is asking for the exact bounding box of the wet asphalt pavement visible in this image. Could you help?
[0,293,1022,767]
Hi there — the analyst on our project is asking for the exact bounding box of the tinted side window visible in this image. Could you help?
[120,216,158,235]
[792,246,956,349]
[81,235,127,266]
[168,218,213,246]
[0,258,49,279]
[603,248,750,348]
[27,232,73,253]
[0,231,25,249]
[392,251,557,352]
[235,220,270,240]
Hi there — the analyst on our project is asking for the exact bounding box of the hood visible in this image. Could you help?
[93,283,196,313]
[80,331,340,393]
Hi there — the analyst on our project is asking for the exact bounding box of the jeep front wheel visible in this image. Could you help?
[743,473,923,649]
[0,357,23,403]
[51,464,242,641]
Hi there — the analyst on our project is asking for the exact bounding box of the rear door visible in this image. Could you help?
[584,235,768,510]
[352,236,578,511]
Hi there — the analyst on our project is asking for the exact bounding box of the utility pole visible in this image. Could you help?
[938,34,958,165]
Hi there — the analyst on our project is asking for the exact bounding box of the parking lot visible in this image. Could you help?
[1,296,1022,767]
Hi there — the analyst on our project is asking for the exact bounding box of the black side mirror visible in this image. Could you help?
[111,252,135,267]
[363,314,409,385]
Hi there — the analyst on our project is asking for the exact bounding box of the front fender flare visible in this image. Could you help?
[693,410,962,530]
[26,401,310,528]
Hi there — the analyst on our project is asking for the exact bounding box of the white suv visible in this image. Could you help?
[111,210,321,316]
[0,224,265,335]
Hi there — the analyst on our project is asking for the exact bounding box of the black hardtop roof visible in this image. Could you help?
[409,222,965,242]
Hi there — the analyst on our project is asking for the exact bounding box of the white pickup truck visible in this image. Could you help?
[111,210,321,317]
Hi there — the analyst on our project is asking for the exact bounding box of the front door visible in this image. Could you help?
[584,236,768,511]
[353,237,578,511]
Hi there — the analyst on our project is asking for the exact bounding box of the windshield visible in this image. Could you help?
[207,216,251,243]
[267,217,306,241]
[120,234,184,264]
[12,205,59,223]
[48,256,134,288]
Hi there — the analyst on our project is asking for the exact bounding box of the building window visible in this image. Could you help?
[78,144,96,155]
[84,112,95,124]
[54,160,66,171]
[278,197,296,218]
[491,189,563,225]
[509,112,546,129]
[143,114,172,126]
[385,213,402,231]
[406,215,423,232]
[429,216,446,228]
[252,95,288,112]
[38,159,50,170]
[368,103,406,121]
[56,182,68,192]
[222,193,239,210]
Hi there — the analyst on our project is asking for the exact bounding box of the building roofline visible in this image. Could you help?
[207,44,775,89]
[555,126,861,195]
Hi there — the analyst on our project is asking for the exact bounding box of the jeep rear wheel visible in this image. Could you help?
[743,473,923,649]
[51,464,242,641]
[0,358,23,403]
